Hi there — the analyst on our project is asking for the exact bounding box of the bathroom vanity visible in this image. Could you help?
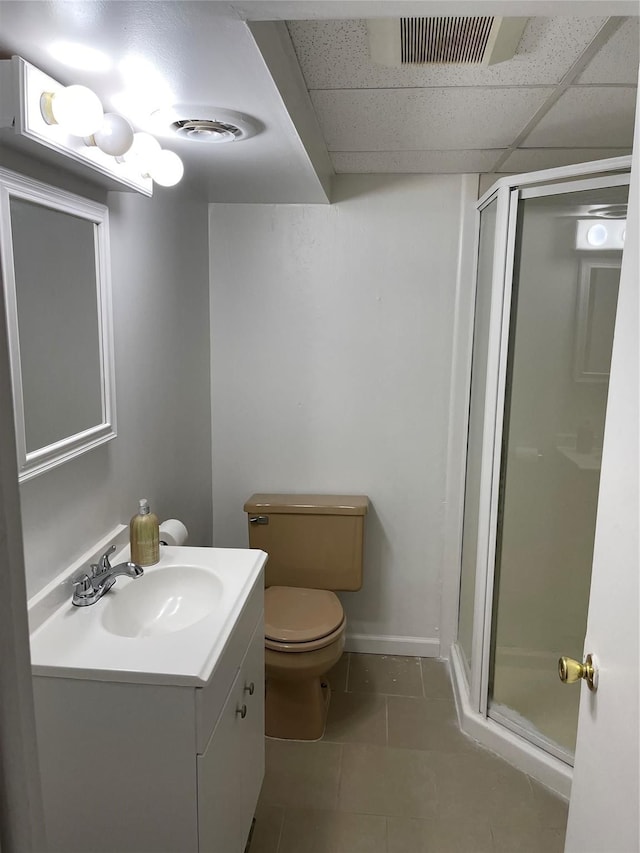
[29,543,266,853]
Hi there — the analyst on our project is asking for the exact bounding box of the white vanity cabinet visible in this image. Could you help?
[32,570,265,853]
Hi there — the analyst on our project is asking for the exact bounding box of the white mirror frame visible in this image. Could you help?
[573,257,621,384]
[0,167,116,482]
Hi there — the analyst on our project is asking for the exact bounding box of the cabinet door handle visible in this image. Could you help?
[244,682,255,696]
[236,704,247,719]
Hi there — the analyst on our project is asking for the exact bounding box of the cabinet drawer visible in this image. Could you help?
[195,570,263,753]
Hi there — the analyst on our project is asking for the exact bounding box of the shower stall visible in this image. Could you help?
[452,156,631,796]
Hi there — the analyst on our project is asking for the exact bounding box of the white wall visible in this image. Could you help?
[209,174,473,656]
[1,150,213,598]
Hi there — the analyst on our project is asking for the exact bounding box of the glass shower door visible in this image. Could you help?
[488,181,629,763]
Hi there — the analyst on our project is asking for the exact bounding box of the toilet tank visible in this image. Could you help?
[244,494,369,591]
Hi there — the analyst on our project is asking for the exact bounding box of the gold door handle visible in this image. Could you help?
[558,653,598,692]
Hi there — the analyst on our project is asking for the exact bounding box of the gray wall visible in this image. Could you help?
[1,151,212,598]
[208,174,472,654]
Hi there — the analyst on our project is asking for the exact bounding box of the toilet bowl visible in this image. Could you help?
[264,586,345,739]
[245,493,369,741]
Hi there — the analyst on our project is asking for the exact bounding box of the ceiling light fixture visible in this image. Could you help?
[40,84,104,137]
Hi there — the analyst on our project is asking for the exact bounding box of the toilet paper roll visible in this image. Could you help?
[159,519,189,547]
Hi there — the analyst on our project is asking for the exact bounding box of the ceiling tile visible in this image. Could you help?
[575,17,639,85]
[310,87,554,151]
[501,147,632,172]
[331,149,503,173]
[524,86,637,147]
[288,17,608,89]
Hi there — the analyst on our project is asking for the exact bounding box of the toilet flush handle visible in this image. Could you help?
[249,515,269,525]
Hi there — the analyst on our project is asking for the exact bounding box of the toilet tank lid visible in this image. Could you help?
[244,494,369,516]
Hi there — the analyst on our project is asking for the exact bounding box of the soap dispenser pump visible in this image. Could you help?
[130,498,159,566]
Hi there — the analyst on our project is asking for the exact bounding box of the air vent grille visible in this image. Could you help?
[367,17,527,67]
[170,119,243,143]
[400,16,495,64]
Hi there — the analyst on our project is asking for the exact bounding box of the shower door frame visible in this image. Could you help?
[453,155,632,796]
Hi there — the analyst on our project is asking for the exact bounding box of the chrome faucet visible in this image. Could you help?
[72,544,143,607]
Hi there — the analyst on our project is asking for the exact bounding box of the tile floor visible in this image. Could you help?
[248,653,569,853]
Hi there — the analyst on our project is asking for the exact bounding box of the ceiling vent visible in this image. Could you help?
[170,119,243,144]
[367,17,528,66]
[148,105,259,143]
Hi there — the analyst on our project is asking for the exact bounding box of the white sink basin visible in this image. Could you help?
[101,566,224,638]
[28,544,267,686]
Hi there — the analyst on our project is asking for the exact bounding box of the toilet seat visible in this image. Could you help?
[265,586,345,652]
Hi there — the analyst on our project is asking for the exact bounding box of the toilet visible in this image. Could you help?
[244,493,368,740]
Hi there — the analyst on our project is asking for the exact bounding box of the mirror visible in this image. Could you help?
[0,167,116,481]
[573,258,621,383]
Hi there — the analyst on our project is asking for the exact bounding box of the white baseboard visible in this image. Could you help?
[450,643,572,799]
[344,633,440,658]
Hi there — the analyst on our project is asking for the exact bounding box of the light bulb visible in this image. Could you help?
[41,85,104,136]
[148,149,184,187]
[586,224,608,247]
[89,113,134,156]
[117,132,161,172]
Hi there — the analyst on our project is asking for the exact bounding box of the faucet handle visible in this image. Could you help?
[73,573,92,591]
[72,573,93,605]
[93,544,117,575]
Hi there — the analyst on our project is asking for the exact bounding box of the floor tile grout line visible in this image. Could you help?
[419,656,426,697]
[345,651,352,693]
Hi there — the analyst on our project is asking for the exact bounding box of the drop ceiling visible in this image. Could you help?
[0,2,637,201]
[287,15,638,175]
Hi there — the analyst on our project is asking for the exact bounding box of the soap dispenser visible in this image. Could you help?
[130,498,159,566]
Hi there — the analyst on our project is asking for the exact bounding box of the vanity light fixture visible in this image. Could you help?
[0,56,152,195]
[576,219,626,251]
[40,84,104,136]
[1,57,185,193]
